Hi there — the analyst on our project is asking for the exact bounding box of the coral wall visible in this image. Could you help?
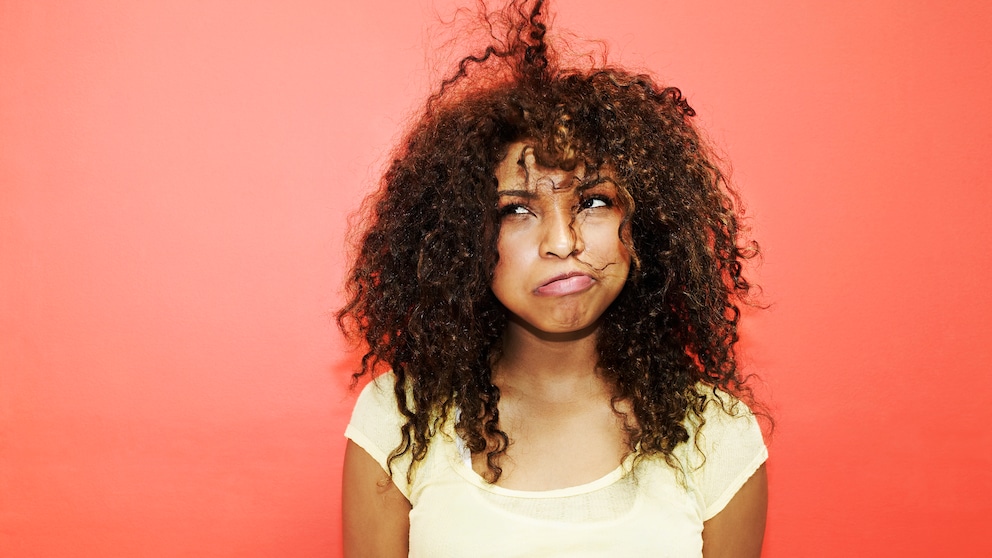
[2,1,990,555]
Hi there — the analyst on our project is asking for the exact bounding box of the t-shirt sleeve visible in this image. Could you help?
[687,392,768,520]
[343,373,413,498]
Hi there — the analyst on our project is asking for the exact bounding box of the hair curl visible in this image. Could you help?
[338,0,762,482]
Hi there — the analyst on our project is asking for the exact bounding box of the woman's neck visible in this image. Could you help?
[494,317,606,403]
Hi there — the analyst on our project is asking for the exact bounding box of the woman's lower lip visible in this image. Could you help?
[535,275,594,296]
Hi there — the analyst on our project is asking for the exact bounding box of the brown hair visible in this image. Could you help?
[338,0,761,481]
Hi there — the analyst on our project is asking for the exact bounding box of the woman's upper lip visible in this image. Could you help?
[539,271,589,288]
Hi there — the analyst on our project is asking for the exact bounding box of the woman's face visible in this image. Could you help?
[491,142,630,336]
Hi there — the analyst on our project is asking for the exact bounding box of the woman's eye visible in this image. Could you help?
[580,196,612,210]
[499,204,530,217]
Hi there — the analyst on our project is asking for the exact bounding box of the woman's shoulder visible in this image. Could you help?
[691,383,757,423]
[684,382,765,455]
[345,373,454,452]
[350,372,403,416]
[344,374,409,476]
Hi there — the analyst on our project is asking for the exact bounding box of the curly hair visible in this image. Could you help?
[338,0,761,482]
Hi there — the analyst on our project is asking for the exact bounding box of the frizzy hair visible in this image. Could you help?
[337,0,762,482]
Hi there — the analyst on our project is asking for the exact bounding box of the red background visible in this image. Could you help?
[3,0,991,556]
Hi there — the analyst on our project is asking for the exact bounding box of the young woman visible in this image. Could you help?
[339,1,768,556]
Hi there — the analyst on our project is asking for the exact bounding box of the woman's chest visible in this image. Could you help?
[478,394,633,490]
[408,458,704,558]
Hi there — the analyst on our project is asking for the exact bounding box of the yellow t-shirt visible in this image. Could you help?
[345,373,767,557]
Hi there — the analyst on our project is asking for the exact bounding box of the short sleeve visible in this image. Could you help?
[686,391,768,520]
[344,373,414,498]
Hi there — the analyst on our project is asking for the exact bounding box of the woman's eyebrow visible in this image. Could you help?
[576,175,616,193]
[496,189,537,198]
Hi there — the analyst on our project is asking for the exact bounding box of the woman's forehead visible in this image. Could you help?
[495,142,589,192]
[494,141,620,196]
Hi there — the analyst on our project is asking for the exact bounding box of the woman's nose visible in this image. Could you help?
[540,208,582,258]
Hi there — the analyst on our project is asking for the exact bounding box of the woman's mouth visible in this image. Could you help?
[535,273,594,296]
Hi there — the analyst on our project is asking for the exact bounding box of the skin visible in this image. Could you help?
[342,440,410,558]
[342,142,768,556]
[490,142,631,339]
[479,141,634,489]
